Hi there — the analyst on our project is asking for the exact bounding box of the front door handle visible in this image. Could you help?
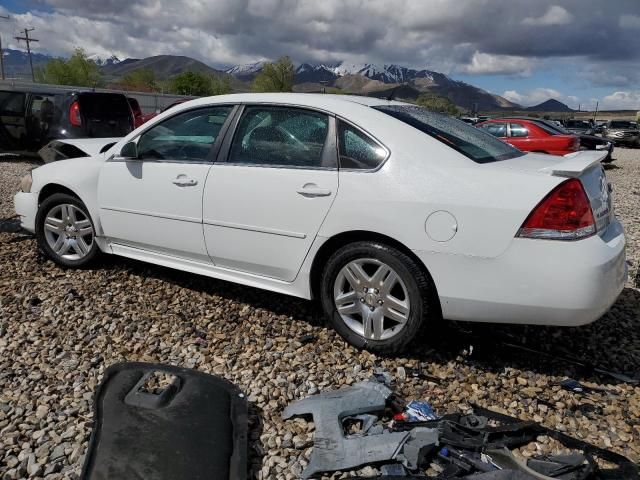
[297,183,332,198]
[173,174,198,187]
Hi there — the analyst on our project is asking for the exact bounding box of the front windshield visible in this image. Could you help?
[374,105,524,163]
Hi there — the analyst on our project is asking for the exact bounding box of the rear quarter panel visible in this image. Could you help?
[319,122,563,259]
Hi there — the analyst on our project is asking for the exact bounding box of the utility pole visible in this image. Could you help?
[15,27,39,82]
[0,15,10,81]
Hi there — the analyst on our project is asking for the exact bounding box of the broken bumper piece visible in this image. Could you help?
[282,380,438,478]
[284,380,639,479]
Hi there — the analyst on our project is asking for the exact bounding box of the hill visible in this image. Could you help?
[526,99,574,112]
[100,55,224,80]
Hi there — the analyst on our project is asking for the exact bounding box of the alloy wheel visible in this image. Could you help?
[333,258,411,341]
[43,203,94,261]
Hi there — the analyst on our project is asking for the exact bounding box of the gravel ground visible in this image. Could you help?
[0,149,639,479]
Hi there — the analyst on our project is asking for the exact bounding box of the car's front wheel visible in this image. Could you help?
[35,193,100,268]
[320,241,437,354]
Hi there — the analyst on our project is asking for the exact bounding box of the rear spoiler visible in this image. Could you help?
[539,150,607,178]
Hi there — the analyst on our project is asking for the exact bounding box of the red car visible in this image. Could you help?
[477,118,580,156]
[127,97,145,128]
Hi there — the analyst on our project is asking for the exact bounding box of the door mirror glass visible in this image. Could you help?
[120,141,138,159]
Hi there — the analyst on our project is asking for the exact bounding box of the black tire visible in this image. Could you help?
[35,193,100,268]
[320,241,438,355]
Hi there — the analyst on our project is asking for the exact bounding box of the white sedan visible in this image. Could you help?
[14,93,627,353]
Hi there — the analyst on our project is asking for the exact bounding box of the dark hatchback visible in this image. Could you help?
[0,89,134,152]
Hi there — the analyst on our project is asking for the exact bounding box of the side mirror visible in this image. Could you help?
[120,141,138,159]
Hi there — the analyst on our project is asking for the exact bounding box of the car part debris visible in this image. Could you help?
[502,342,640,384]
[82,362,248,480]
[282,380,438,478]
[404,400,438,421]
[559,378,610,395]
[284,381,639,479]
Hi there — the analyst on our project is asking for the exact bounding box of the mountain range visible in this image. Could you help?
[1,49,576,112]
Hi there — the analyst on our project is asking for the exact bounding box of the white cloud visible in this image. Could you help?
[601,91,640,110]
[502,88,576,107]
[619,14,640,29]
[0,0,637,79]
[522,5,573,26]
[458,51,534,76]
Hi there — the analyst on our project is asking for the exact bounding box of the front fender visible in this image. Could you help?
[32,157,105,236]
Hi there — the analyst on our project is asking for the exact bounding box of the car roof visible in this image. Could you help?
[172,92,410,112]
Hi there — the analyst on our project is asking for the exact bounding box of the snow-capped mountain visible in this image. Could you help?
[88,54,121,67]
[229,60,455,86]
[224,60,519,110]
[225,61,266,80]
[0,49,53,79]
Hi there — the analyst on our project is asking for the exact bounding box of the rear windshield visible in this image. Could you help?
[79,93,131,118]
[374,105,524,163]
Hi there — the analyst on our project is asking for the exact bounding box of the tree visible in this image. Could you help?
[251,56,294,92]
[415,93,459,115]
[210,75,232,96]
[36,48,101,87]
[169,71,232,96]
[121,69,156,92]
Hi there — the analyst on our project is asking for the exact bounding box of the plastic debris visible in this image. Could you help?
[404,400,438,422]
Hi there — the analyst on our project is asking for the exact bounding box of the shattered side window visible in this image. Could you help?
[229,106,329,168]
[337,121,387,170]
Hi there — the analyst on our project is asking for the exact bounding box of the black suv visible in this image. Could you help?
[0,88,134,152]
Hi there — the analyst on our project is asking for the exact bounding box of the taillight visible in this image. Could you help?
[517,178,596,240]
[69,101,82,127]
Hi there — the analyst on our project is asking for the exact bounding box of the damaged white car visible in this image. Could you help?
[14,93,627,353]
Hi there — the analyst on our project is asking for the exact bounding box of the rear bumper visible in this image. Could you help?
[415,219,627,326]
[14,191,38,233]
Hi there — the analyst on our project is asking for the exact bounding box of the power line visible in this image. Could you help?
[0,15,9,80]
[15,27,39,82]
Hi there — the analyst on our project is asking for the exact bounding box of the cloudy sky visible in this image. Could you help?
[0,0,639,109]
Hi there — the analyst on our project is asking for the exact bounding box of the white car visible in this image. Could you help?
[14,93,627,353]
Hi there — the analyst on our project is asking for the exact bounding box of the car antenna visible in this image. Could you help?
[387,86,399,101]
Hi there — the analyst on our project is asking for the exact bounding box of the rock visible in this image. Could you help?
[0,152,639,478]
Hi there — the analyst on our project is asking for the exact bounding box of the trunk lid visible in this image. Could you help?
[548,151,613,236]
[488,151,613,236]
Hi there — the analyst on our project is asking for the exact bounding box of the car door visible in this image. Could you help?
[97,105,235,262]
[203,105,338,281]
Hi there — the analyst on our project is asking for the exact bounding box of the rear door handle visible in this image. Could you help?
[173,174,198,187]
[297,183,332,197]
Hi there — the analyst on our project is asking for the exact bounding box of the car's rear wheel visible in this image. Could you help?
[320,241,436,354]
[36,193,99,268]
